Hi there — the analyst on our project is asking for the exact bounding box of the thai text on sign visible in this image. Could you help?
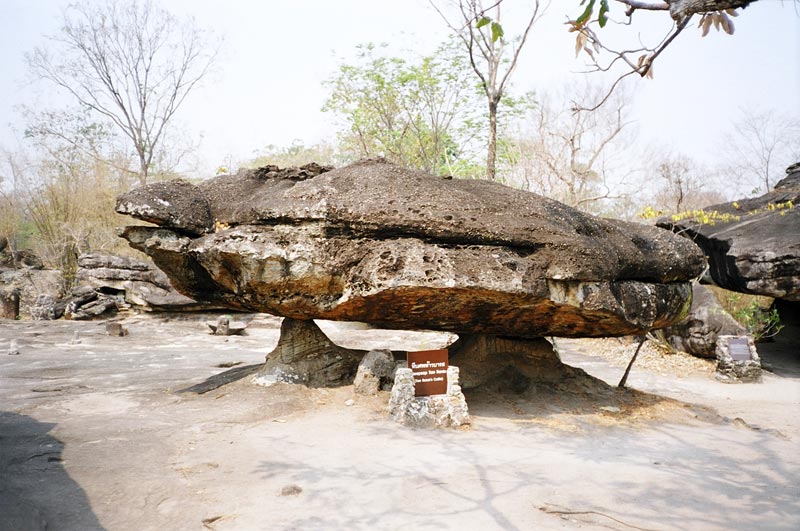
[407,349,448,396]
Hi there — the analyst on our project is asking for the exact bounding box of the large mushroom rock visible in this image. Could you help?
[657,164,800,302]
[117,160,703,387]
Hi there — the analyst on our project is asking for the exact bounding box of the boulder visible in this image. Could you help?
[353,349,398,395]
[663,284,747,358]
[657,164,800,301]
[115,179,214,236]
[118,160,704,339]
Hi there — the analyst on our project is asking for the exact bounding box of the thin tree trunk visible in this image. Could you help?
[487,99,498,181]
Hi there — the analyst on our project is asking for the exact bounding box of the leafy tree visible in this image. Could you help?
[430,0,544,180]
[323,42,483,177]
[27,0,217,185]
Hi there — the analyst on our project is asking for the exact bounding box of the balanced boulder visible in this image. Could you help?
[118,160,704,339]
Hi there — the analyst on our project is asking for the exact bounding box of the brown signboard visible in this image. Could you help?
[727,337,752,361]
[407,349,448,397]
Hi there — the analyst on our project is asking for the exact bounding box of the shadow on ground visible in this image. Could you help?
[0,412,105,531]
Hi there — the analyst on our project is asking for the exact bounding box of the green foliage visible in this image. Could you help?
[323,41,485,177]
[728,295,784,341]
[245,140,339,170]
[576,0,610,28]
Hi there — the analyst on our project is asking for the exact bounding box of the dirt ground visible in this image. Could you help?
[1,314,798,531]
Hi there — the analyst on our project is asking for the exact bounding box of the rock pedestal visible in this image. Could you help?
[388,366,470,428]
[715,335,762,383]
[253,318,364,388]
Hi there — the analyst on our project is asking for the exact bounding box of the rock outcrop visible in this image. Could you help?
[663,284,746,358]
[118,160,704,339]
[658,164,800,301]
[75,253,200,311]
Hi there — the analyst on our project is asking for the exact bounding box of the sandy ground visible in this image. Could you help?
[1,314,798,531]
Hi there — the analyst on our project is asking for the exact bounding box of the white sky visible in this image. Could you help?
[1,0,798,179]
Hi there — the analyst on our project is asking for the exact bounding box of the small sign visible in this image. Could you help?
[727,337,752,361]
[407,349,448,397]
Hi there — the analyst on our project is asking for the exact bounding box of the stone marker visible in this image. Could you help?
[715,335,761,383]
[389,365,469,428]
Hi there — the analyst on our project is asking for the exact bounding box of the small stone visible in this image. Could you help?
[68,331,81,345]
[600,406,621,413]
[105,322,129,337]
[279,485,303,496]
[7,339,20,355]
[344,399,355,407]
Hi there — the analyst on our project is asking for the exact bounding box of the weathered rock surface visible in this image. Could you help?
[116,179,214,236]
[119,160,704,338]
[253,318,364,387]
[658,164,800,301]
[663,284,747,358]
[76,253,200,311]
[0,267,62,319]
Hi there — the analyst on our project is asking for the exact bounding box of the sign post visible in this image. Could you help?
[407,349,449,397]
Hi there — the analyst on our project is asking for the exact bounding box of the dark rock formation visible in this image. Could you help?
[116,179,214,236]
[658,164,800,301]
[118,160,704,339]
[663,284,747,358]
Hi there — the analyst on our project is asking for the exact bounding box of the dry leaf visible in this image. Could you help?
[575,32,587,58]
[701,15,713,37]
[726,8,739,17]
[720,13,734,35]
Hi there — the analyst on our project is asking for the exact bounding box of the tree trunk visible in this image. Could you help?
[487,99,499,181]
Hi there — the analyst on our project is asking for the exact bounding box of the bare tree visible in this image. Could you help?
[430,0,545,180]
[650,153,725,213]
[502,81,635,212]
[27,0,216,185]
[567,0,773,110]
[722,108,800,193]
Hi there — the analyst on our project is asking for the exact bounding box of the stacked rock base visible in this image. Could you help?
[388,366,470,429]
[715,335,762,383]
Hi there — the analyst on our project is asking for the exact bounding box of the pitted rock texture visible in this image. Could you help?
[116,179,214,236]
[119,160,704,338]
[658,165,800,301]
